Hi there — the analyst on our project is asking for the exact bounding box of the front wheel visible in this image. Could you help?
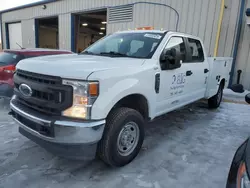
[208,83,223,108]
[97,107,145,167]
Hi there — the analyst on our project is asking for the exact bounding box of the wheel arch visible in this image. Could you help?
[108,93,150,121]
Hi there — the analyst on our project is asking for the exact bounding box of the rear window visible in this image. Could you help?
[0,52,23,66]
[187,38,204,62]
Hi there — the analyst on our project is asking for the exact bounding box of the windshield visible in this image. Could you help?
[81,32,164,58]
[0,52,22,67]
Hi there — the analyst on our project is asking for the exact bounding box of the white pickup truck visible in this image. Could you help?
[10,30,232,167]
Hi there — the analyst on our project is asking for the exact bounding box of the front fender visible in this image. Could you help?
[91,78,153,120]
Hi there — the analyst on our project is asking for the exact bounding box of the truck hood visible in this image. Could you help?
[16,54,145,79]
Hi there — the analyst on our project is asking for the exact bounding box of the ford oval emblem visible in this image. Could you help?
[19,84,33,97]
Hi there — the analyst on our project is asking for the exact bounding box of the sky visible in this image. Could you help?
[0,0,42,43]
[0,0,42,11]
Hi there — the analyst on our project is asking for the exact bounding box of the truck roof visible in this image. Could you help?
[117,30,166,34]
[116,30,202,41]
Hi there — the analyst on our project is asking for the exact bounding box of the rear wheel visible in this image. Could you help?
[208,83,223,108]
[97,107,145,167]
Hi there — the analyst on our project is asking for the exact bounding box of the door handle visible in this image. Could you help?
[186,70,193,76]
[204,68,209,73]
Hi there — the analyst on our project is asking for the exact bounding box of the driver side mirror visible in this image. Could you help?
[246,94,250,104]
[160,48,182,70]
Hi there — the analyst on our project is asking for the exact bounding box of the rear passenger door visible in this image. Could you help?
[184,38,209,100]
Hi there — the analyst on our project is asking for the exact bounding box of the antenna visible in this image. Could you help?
[16,42,25,49]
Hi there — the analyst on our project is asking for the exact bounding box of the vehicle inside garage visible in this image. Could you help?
[73,9,107,53]
[36,17,59,49]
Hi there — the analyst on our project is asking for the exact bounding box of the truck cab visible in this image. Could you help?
[10,30,232,167]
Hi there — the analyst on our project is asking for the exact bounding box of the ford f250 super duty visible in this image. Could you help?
[10,30,232,167]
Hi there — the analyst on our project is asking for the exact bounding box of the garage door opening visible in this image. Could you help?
[72,9,107,53]
[35,17,58,49]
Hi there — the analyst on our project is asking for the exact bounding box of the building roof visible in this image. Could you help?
[0,0,59,14]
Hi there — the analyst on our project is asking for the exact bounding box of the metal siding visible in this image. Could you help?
[169,0,177,31]
[209,0,221,57]
[192,0,202,36]
[204,0,217,56]
[21,19,35,48]
[59,13,71,50]
[180,0,189,32]
[218,0,241,57]
[186,0,195,34]
[234,0,250,89]
[0,0,227,57]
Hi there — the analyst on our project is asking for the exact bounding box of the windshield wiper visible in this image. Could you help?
[100,51,128,57]
[80,51,95,55]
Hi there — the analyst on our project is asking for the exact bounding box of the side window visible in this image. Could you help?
[188,38,204,62]
[165,37,186,62]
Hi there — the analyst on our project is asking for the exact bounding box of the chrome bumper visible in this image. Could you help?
[10,97,105,145]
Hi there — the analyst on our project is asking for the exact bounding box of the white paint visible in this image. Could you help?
[15,31,232,122]
[8,22,22,49]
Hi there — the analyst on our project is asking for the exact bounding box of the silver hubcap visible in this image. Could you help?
[117,122,139,156]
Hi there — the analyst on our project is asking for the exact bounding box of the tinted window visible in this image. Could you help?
[83,32,164,58]
[0,52,22,67]
[165,37,186,62]
[188,38,204,62]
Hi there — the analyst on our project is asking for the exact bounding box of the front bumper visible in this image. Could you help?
[0,83,13,98]
[10,96,105,160]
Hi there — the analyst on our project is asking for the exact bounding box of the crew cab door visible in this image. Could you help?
[155,36,190,116]
[184,38,209,100]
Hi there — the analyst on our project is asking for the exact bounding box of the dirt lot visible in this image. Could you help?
[0,98,250,188]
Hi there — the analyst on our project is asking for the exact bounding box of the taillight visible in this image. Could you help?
[3,65,16,74]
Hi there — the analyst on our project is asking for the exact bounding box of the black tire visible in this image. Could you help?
[245,94,250,104]
[97,107,145,167]
[208,83,223,109]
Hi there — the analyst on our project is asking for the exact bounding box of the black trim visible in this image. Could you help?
[71,14,76,52]
[0,14,3,49]
[5,23,9,49]
[154,73,160,94]
[35,19,39,48]
[185,37,205,63]
[246,8,250,16]
[19,127,97,160]
[13,111,54,137]
[13,70,73,115]
[226,139,248,188]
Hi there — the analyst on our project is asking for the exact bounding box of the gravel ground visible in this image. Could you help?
[0,97,250,188]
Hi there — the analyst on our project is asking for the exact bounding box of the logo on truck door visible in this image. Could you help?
[170,73,186,96]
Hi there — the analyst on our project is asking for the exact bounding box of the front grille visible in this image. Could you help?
[16,69,61,85]
[14,69,73,116]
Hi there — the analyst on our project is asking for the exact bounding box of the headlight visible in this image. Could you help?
[237,162,250,188]
[62,80,99,119]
